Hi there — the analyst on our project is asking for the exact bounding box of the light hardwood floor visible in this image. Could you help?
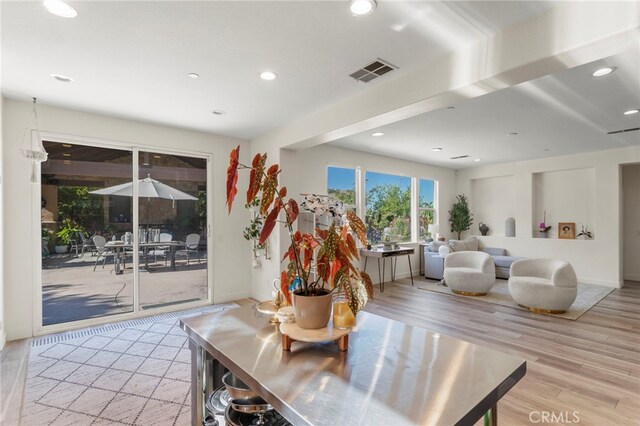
[362,277,640,426]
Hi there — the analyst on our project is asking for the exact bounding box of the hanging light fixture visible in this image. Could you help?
[19,97,48,184]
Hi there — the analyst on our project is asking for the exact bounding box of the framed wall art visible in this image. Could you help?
[558,222,576,239]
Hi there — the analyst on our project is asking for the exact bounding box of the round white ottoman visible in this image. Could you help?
[508,258,577,314]
[443,251,495,296]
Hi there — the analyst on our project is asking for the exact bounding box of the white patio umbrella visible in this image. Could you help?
[91,174,197,202]
[90,174,197,225]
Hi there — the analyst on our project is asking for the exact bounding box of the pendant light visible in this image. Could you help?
[19,97,48,184]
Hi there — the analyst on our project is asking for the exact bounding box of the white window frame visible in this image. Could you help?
[363,169,414,244]
[418,178,439,240]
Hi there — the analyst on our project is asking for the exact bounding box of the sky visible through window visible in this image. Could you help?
[327,166,355,191]
[420,179,435,207]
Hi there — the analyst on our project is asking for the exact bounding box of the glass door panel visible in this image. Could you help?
[137,151,208,310]
[40,142,134,326]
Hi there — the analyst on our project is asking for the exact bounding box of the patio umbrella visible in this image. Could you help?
[90,174,197,225]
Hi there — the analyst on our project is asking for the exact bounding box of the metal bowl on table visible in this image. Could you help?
[230,396,273,414]
[222,371,258,400]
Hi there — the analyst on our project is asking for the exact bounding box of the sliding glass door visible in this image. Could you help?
[39,141,210,329]
[137,151,208,310]
[40,142,134,326]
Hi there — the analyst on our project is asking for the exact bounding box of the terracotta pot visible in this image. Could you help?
[292,290,332,329]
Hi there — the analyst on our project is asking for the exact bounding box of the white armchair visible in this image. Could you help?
[508,258,577,314]
[443,251,495,296]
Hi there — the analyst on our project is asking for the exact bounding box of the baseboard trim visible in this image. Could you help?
[578,277,623,288]
[214,291,251,304]
[623,273,640,282]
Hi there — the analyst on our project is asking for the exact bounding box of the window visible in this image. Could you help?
[419,178,437,241]
[327,166,356,210]
[365,171,411,244]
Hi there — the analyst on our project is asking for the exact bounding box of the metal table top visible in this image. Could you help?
[181,305,526,426]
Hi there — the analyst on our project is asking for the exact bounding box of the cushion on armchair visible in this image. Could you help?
[426,241,448,252]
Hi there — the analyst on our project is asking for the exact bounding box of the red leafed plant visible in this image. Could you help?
[226,146,373,316]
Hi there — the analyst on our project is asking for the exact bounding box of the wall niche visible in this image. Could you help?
[532,167,596,239]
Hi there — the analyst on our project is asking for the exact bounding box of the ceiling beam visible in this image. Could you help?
[252,1,640,152]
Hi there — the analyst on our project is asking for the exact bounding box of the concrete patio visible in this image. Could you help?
[42,253,208,326]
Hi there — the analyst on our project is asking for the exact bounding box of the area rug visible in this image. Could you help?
[417,280,613,320]
[22,302,238,426]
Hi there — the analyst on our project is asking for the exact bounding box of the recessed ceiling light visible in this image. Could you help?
[50,73,74,83]
[432,147,443,152]
[474,158,482,162]
[623,109,639,115]
[212,110,226,116]
[62,144,72,148]
[350,0,376,16]
[592,67,616,77]
[260,71,277,81]
[371,132,384,137]
[188,73,199,79]
[43,0,77,18]
[446,106,455,111]
[507,132,518,136]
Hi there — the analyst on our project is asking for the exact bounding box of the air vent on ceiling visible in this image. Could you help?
[450,155,470,160]
[607,127,639,135]
[350,59,398,83]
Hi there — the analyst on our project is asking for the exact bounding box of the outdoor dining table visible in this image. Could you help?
[105,240,185,274]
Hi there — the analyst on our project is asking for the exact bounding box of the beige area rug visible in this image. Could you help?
[417,279,613,320]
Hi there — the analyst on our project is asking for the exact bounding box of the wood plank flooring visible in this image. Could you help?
[362,277,640,426]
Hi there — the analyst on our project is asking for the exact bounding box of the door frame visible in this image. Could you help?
[32,131,214,336]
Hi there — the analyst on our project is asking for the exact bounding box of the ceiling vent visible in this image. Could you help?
[350,59,397,83]
[450,155,470,160]
[607,127,639,135]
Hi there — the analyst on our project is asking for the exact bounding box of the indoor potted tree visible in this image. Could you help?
[226,146,373,329]
[448,194,473,240]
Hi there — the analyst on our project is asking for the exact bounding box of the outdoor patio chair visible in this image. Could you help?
[150,233,172,266]
[177,233,201,266]
[79,232,97,257]
[69,234,80,258]
[92,235,113,271]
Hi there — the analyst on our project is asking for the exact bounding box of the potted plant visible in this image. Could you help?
[539,211,552,238]
[42,228,53,257]
[448,194,473,240]
[55,219,84,254]
[226,146,373,329]
[243,198,268,266]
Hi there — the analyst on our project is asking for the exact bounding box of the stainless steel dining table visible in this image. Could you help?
[181,304,526,426]
[105,240,184,273]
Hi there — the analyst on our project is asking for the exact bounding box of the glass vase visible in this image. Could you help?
[332,293,356,329]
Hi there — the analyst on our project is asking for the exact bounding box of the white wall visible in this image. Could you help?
[457,146,640,288]
[1,98,251,341]
[470,175,515,237]
[622,164,640,282]
[0,94,4,350]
